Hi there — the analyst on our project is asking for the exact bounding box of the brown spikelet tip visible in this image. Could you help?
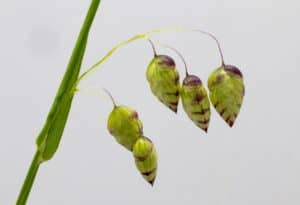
[158,55,175,67]
[203,128,208,133]
[227,120,235,127]
[168,105,178,113]
[224,65,243,78]
[183,75,202,86]
[149,178,156,186]
[132,111,139,119]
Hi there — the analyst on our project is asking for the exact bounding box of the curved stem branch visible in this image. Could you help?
[154,40,189,76]
[192,29,225,66]
[75,28,186,86]
[75,27,225,87]
[77,35,144,84]
[102,88,117,108]
[146,38,158,56]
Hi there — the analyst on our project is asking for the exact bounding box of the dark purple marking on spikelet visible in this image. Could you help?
[174,75,180,84]
[169,102,178,106]
[132,111,139,119]
[168,104,178,113]
[219,108,227,117]
[183,75,202,86]
[197,119,210,124]
[213,101,220,109]
[227,119,234,127]
[141,168,157,177]
[193,93,204,104]
[216,74,224,83]
[142,168,157,186]
[157,55,175,67]
[134,147,153,162]
[149,179,155,186]
[224,65,243,78]
[166,91,179,97]
[192,108,210,115]
[226,115,237,127]
[225,116,231,123]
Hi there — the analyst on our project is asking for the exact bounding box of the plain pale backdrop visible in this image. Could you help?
[0,0,299,204]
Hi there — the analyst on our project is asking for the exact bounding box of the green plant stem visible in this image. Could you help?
[16,151,41,205]
[36,0,101,161]
[16,1,101,204]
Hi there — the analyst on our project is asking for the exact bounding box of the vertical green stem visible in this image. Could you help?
[16,151,41,205]
[16,1,101,204]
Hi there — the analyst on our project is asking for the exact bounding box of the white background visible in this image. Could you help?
[0,0,299,204]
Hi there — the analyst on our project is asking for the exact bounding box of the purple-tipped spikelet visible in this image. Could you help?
[133,137,158,185]
[146,55,180,113]
[181,75,211,132]
[208,64,245,127]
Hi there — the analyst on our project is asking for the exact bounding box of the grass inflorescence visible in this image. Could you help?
[17,1,245,204]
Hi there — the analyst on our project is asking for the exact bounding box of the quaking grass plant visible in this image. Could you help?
[17,0,245,204]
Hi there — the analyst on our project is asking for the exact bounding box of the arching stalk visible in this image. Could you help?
[192,29,225,66]
[75,27,225,87]
[152,40,190,77]
[103,88,117,108]
[147,38,158,56]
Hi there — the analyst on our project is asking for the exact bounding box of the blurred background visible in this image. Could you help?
[0,0,299,204]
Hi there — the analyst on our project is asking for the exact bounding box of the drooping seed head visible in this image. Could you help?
[207,64,245,127]
[146,55,180,113]
[107,106,143,151]
[181,75,211,132]
[133,137,158,186]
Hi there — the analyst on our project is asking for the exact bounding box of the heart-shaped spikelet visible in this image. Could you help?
[106,90,143,151]
[133,137,158,186]
[181,75,211,132]
[146,54,180,113]
[107,106,143,151]
[207,64,245,127]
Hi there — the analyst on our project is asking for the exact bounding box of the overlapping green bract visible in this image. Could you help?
[107,106,143,151]
[133,137,158,185]
[146,55,180,113]
[181,75,211,132]
[207,65,245,127]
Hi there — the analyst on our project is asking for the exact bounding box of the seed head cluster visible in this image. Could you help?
[145,42,245,131]
[106,38,245,186]
[107,101,158,185]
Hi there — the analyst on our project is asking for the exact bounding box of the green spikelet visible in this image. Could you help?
[133,137,158,186]
[181,75,211,132]
[146,55,180,113]
[207,64,245,127]
[107,106,143,151]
